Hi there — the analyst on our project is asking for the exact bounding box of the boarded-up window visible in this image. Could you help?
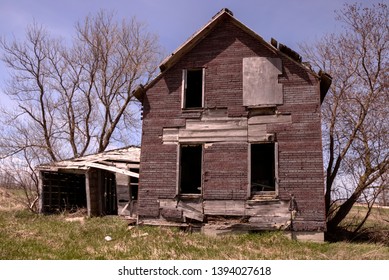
[243,57,283,106]
[251,143,276,193]
[179,145,202,194]
[182,69,204,108]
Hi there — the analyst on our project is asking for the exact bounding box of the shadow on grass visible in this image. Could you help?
[325,227,389,246]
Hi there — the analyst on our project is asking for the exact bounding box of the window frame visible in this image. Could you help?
[177,144,203,197]
[181,68,205,109]
[248,142,279,197]
[129,168,139,201]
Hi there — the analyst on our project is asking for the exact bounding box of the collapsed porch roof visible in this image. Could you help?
[38,146,140,178]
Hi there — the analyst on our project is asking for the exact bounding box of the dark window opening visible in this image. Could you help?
[129,168,139,201]
[184,69,203,108]
[251,143,275,193]
[102,171,117,215]
[41,171,87,213]
[180,145,202,194]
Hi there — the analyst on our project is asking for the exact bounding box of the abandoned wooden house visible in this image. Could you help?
[133,8,331,241]
[38,8,331,241]
[38,147,140,217]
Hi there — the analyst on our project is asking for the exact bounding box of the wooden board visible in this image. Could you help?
[248,114,292,125]
[203,200,246,216]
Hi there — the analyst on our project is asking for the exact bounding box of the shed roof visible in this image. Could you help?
[38,146,140,178]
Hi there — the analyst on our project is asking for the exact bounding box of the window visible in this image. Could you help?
[182,69,204,108]
[179,145,202,194]
[129,168,139,201]
[250,143,277,193]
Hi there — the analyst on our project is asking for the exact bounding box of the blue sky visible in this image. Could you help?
[0,0,383,102]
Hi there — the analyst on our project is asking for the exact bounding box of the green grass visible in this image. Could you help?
[1,209,389,260]
[1,187,389,260]
[342,205,389,229]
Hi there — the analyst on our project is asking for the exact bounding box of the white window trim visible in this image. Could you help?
[181,69,187,109]
[181,68,205,109]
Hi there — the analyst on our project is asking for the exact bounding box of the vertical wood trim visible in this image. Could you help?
[176,144,180,195]
[274,142,279,195]
[38,171,43,213]
[202,67,205,107]
[181,69,187,109]
[97,170,103,215]
[85,170,92,217]
[201,143,204,196]
[247,143,251,199]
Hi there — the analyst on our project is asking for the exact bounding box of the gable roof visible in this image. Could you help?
[159,8,276,72]
[134,8,331,102]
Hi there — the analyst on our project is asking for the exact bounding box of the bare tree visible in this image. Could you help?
[0,10,162,210]
[300,2,389,233]
[377,173,389,207]
[0,151,40,211]
[1,11,161,159]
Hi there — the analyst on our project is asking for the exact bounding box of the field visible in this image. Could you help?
[1,187,389,260]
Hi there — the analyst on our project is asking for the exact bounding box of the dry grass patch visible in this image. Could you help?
[2,185,388,259]
[0,187,25,211]
[1,204,389,259]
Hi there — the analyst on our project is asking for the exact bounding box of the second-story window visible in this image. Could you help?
[182,68,204,109]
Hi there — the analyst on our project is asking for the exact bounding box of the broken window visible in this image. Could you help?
[182,69,204,108]
[251,143,276,193]
[179,145,202,194]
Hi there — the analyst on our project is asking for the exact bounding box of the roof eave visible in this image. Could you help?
[137,8,329,103]
[159,9,234,72]
[319,70,332,104]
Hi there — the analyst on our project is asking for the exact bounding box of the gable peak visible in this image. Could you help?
[213,8,234,19]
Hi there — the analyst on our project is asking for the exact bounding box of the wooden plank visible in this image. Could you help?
[162,128,179,143]
[185,119,247,130]
[203,200,245,216]
[179,128,247,138]
[202,108,228,120]
[247,124,268,142]
[245,200,289,216]
[140,219,189,227]
[163,117,249,143]
[178,123,247,142]
[177,200,204,222]
[88,156,139,163]
[177,200,203,213]
[85,170,92,217]
[248,114,292,125]
[83,162,139,178]
[179,136,247,143]
[182,209,204,222]
[159,199,178,208]
[249,215,290,224]
[248,124,267,135]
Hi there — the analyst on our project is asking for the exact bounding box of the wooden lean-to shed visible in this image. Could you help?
[134,9,331,241]
[38,146,140,217]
